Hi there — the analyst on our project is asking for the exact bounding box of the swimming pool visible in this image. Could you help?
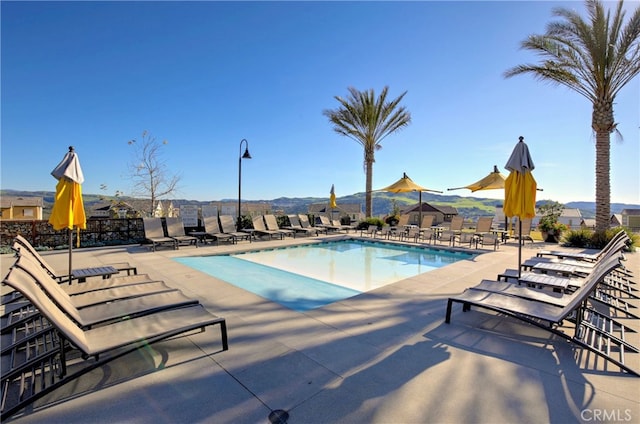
[175,239,471,312]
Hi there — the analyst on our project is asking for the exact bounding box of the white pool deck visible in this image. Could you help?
[2,234,639,423]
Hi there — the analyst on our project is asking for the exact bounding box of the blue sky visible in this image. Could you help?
[2,1,639,206]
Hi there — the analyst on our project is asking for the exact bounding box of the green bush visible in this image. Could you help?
[563,228,593,248]
[561,226,637,252]
[356,217,386,230]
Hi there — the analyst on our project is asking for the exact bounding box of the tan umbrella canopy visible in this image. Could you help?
[447,165,507,192]
[378,172,442,225]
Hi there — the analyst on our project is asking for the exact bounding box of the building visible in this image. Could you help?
[621,209,640,232]
[402,202,458,226]
[308,203,363,223]
[0,196,43,220]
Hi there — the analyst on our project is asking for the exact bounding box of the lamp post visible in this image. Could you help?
[238,139,252,230]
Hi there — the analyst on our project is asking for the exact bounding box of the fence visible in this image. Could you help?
[0,218,147,249]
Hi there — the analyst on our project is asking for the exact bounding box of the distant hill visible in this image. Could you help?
[2,189,638,220]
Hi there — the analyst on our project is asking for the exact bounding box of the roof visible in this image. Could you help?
[560,208,582,218]
[621,208,640,216]
[0,196,44,208]
[403,202,458,215]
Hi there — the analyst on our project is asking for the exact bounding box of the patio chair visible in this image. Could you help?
[0,263,228,419]
[286,215,318,236]
[219,215,253,242]
[165,217,198,248]
[360,225,377,237]
[419,215,435,231]
[375,226,393,240]
[512,218,534,244]
[445,255,640,376]
[264,214,295,238]
[401,227,421,243]
[143,218,178,251]
[203,216,235,245]
[252,216,284,240]
[438,216,464,246]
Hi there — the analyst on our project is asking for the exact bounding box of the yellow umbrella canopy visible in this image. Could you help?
[447,166,507,192]
[378,172,442,224]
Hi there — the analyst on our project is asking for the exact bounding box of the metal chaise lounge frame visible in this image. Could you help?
[219,215,253,242]
[286,214,318,237]
[264,214,295,238]
[445,255,640,376]
[165,217,198,248]
[13,234,137,283]
[251,216,284,240]
[1,262,228,419]
[203,216,236,245]
[3,254,200,334]
[536,230,629,262]
[142,217,178,251]
[298,214,327,235]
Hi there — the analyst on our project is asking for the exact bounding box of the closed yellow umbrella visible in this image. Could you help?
[504,136,537,278]
[49,146,86,281]
[329,184,337,209]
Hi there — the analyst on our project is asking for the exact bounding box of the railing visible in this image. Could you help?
[0,218,147,249]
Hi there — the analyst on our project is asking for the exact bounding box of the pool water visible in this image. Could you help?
[175,240,471,312]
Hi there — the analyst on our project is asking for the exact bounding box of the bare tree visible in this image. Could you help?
[127,130,181,217]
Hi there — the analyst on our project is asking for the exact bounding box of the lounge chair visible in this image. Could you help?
[165,217,198,248]
[143,218,178,251]
[252,216,284,240]
[203,216,235,245]
[419,215,435,231]
[1,262,228,419]
[332,219,356,233]
[299,214,327,235]
[316,215,341,232]
[445,255,640,375]
[219,215,253,242]
[536,230,629,262]
[375,226,393,240]
[264,214,295,238]
[4,254,200,331]
[13,234,137,283]
[286,215,318,236]
[360,225,377,237]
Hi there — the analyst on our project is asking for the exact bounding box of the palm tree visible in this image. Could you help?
[323,86,411,217]
[504,0,640,231]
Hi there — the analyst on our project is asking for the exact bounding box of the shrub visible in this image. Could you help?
[356,217,386,230]
[563,228,593,248]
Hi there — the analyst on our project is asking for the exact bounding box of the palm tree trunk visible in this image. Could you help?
[592,99,614,232]
[594,130,611,231]
[365,159,373,218]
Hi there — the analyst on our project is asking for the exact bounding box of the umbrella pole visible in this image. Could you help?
[68,228,73,283]
[518,219,522,279]
[418,191,422,228]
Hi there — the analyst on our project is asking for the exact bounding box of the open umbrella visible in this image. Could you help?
[504,136,537,278]
[49,146,86,282]
[378,172,442,226]
[447,165,507,192]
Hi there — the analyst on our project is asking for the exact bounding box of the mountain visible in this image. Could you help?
[2,189,638,220]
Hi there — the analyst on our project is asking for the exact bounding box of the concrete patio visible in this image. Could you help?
[2,234,638,423]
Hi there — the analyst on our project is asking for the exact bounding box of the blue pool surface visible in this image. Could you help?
[175,239,471,312]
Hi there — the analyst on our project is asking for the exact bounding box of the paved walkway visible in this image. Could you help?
[2,234,638,423]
